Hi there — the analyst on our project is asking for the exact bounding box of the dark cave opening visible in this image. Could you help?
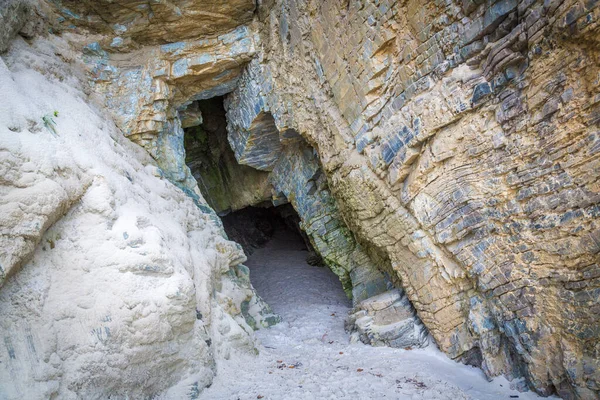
[183,96,272,216]
[182,96,324,265]
[221,204,307,256]
[181,98,431,358]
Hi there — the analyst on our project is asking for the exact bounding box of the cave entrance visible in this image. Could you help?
[183,96,274,216]
[181,94,427,356]
[181,95,323,263]
[220,204,314,260]
[182,96,347,318]
[220,204,351,325]
[181,95,323,264]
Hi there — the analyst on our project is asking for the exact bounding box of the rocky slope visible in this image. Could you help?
[0,0,599,399]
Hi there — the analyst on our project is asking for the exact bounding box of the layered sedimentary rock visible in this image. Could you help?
[231,1,600,398]
[347,288,429,349]
[1,0,599,399]
[53,0,256,48]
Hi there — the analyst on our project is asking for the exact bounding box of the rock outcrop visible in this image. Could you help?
[226,2,600,398]
[1,0,599,399]
[0,0,30,53]
[0,6,276,399]
[347,288,429,349]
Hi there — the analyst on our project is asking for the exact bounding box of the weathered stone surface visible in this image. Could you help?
[221,64,427,348]
[179,101,203,129]
[56,0,600,394]
[81,24,256,146]
[0,0,29,53]
[228,110,283,171]
[219,0,600,397]
[222,59,392,303]
[2,0,599,398]
[348,289,429,349]
[52,0,255,47]
[225,62,283,171]
[59,5,259,228]
[0,11,274,400]
[0,43,91,288]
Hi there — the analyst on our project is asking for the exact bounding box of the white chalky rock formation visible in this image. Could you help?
[0,33,275,399]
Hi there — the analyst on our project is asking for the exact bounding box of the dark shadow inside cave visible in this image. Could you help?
[221,204,321,267]
[183,96,273,216]
[221,204,306,255]
[182,96,324,265]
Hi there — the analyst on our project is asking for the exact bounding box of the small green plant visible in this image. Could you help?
[42,111,59,136]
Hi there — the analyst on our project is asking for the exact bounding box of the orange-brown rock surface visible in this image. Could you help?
[228,2,600,397]
[0,0,599,398]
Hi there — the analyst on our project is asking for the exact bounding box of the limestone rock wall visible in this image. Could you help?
[47,1,259,220]
[229,0,600,397]
[0,6,276,399]
[224,63,418,308]
[1,0,599,398]
[78,24,257,205]
[53,0,256,48]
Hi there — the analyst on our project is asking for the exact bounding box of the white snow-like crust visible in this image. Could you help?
[0,36,258,399]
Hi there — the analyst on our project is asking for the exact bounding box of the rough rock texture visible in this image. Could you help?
[223,63,405,311]
[78,23,257,204]
[0,26,276,400]
[222,1,600,398]
[347,288,429,349]
[0,0,29,53]
[54,0,256,48]
[1,0,599,399]
[52,5,259,210]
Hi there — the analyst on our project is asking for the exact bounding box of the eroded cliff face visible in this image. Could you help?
[243,2,600,398]
[1,0,599,399]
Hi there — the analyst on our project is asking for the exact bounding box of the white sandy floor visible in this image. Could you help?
[202,231,550,400]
